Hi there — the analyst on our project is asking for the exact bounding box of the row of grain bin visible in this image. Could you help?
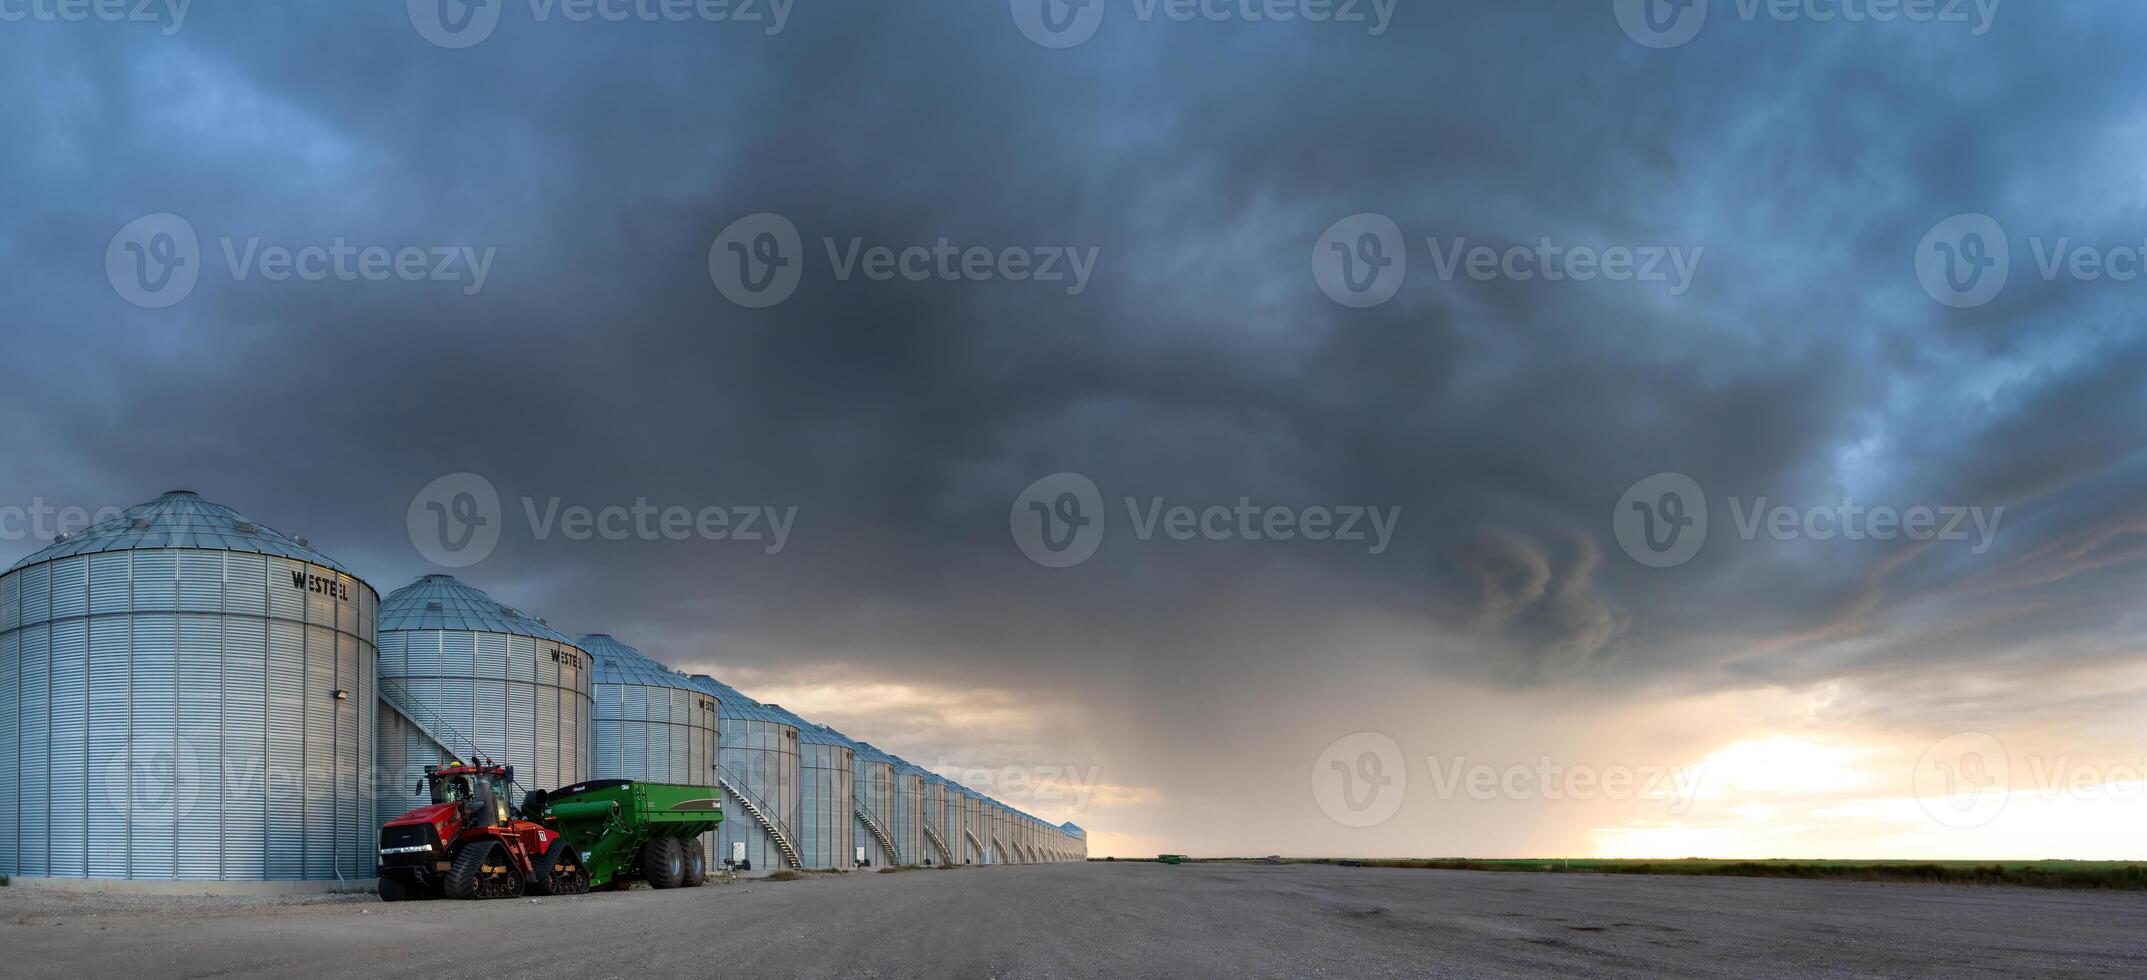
[0,490,1084,887]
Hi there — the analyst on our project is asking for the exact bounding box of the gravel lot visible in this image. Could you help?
[4,862,2142,978]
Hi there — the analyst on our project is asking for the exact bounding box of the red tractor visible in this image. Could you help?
[376,761,591,901]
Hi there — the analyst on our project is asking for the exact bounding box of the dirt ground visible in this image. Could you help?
[4,862,2142,978]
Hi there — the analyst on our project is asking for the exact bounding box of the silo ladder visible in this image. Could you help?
[853,803,901,866]
[716,773,803,870]
[921,822,955,865]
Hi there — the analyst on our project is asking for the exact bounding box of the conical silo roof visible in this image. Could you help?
[381,574,575,643]
[761,704,847,746]
[580,634,705,693]
[7,489,352,574]
[689,674,795,725]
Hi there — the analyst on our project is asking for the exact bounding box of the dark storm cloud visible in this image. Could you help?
[3,1,2146,741]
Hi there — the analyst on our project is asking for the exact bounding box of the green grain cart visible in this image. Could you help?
[526,779,724,890]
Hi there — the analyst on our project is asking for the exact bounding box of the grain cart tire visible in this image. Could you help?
[642,836,686,889]
[445,840,526,900]
[530,840,592,896]
[682,840,707,887]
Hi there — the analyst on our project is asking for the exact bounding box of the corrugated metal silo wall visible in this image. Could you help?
[892,771,923,867]
[717,716,800,871]
[796,741,852,869]
[0,550,376,881]
[962,794,986,864]
[918,777,944,859]
[593,677,719,865]
[852,759,895,866]
[375,629,591,825]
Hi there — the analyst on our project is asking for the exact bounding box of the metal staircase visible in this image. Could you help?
[964,828,986,864]
[921,822,954,865]
[716,770,802,870]
[853,803,901,866]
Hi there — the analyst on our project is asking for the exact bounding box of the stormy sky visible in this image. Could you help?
[6,1,2147,857]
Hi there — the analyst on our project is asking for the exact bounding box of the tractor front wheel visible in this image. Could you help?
[642,836,686,889]
[445,841,526,900]
[530,840,591,896]
[682,840,707,887]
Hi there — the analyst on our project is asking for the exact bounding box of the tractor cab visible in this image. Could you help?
[423,762,514,828]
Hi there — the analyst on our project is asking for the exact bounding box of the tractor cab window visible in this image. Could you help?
[432,775,474,805]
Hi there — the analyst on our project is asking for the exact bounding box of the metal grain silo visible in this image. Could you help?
[846,738,900,868]
[987,798,1015,864]
[1060,821,1086,861]
[889,755,933,867]
[0,490,376,885]
[691,676,801,872]
[581,634,720,863]
[761,707,852,871]
[922,773,959,866]
[956,785,989,864]
[374,576,591,826]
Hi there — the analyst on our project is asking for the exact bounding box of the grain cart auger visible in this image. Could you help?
[376,761,591,901]
[532,779,724,891]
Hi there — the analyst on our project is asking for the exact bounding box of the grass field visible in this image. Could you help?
[1114,857,2147,890]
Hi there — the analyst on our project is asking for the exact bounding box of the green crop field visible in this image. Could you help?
[1185,857,2147,890]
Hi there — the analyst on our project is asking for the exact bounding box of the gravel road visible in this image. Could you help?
[4,862,2141,978]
